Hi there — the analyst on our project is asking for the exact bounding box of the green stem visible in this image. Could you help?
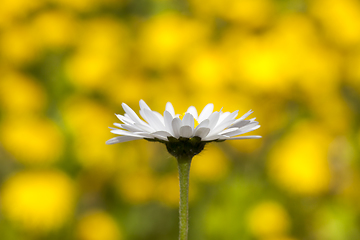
[177,156,192,240]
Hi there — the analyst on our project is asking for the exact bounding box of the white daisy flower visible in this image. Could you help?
[106,100,261,146]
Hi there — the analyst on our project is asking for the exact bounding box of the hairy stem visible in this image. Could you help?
[177,156,192,240]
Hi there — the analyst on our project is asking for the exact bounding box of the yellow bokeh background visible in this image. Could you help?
[1,0,360,239]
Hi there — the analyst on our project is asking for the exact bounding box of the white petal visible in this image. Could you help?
[166,102,176,117]
[186,106,198,120]
[139,109,147,121]
[223,123,260,137]
[179,125,193,138]
[134,122,154,133]
[139,99,151,110]
[143,109,165,131]
[113,122,123,128]
[228,135,262,140]
[198,103,214,123]
[194,119,210,131]
[150,131,170,141]
[207,111,220,130]
[164,110,174,135]
[116,114,134,125]
[232,110,253,125]
[172,117,183,138]
[231,120,251,128]
[219,127,239,135]
[194,127,210,139]
[202,134,229,141]
[118,123,141,132]
[152,131,172,137]
[182,113,194,129]
[122,103,144,124]
[218,110,238,126]
[110,129,142,137]
[211,110,239,134]
[153,111,165,124]
[106,136,143,144]
[218,112,230,123]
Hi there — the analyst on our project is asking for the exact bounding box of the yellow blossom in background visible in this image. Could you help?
[65,18,129,89]
[261,237,298,240]
[76,210,122,240]
[62,97,116,171]
[115,169,156,204]
[268,121,332,195]
[0,116,64,165]
[191,145,229,182]
[181,46,230,89]
[113,141,154,173]
[1,170,75,232]
[47,0,121,12]
[103,75,150,106]
[138,12,208,69]
[217,0,274,27]
[247,201,290,238]
[346,48,360,92]
[0,72,47,114]
[230,34,289,93]
[112,142,156,204]
[156,173,181,207]
[270,14,341,94]
[155,173,197,207]
[0,25,39,65]
[0,0,359,238]
[0,0,43,27]
[188,0,274,27]
[310,0,360,47]
[307,94,351,135]
[31,10,77,48]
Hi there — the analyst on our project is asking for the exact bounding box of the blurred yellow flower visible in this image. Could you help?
[66,53,115,89]
[191,145,229,182]
[103,75,149,106]
[115,169,156,204]
[62,97,116,171]
[346,48,360,92]
[230,34,289,93]
[218,0,274,27]
[76,210,122,240]
[247,201,290,238]
[0,0,43,27]
[65,18,128,89]
[156,173,181,207]
[260,237,298,240]
[1,170,75,232]
[62,97,113,140]
[307,95,351,135]
[310,0,360,47]
[48,0,122,11]
[31,10,77,48]
[271,14,341,94]
[156,173,197,207]
[139,12,208,68]
[0,116,64,165]
[181,46,230,89]
[0,72,47,114]
[188,0,274,27]
[268,121,332,195]
[0,25,39,65]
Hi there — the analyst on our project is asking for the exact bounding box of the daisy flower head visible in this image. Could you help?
[107,100,261,158]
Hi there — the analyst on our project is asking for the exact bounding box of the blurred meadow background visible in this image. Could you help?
[1,0,360,239]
